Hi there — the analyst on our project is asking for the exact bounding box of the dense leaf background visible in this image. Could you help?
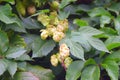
[0,0,120,80]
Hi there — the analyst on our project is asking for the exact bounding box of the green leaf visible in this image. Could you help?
[15,54,32,61]
[71,27,108,52]
[26,64,55,80]
[81,65,100,80]
[5,46,26,59]
[88,7,112,17]
[7,60,17,77]
[100,15,111,28]
[9,34,26,48]
[22,17,43,29]
[101,60,119,80]
[105,36,120,50]
[114,15,120,35]
[98,27,117,38]
[84,58,96,67]
[0,59,8,75]
[107,2,120,15]
[0,0,15,4]
[88,37,109,52]
[0,4,26,32]
[32,38,56,58]
[73,19,89,27]
[105,50,120,61]
[60,37,84,60]
[58,10,70,20]
[0,30,9,53]
[66,61,85,80]
[59,0,77,9]
[13,72,39,80]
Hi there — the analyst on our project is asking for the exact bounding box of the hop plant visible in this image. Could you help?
[53,31,65,42]
[37,14,50,26]
[40,29,49,40]
[50,54,59,67]
[59,43,70,59]
[38,11,69,42]
[64,57,73,68]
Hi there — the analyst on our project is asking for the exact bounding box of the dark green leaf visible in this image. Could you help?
[66,61,84,80]
[88,37,109,52]
[13,72,39,80]
[84,58,96,67]
[58,10,70,20]
[32,38,56,58]
[0,0,15,4]
[9,34,26,48]
[15,54,32,61]
[88,7,112,17]
[0,59,8,75]
[105,50,120,61]
[6,46,26,59]
[114,15,120,35]
[81,65,100,80]
[0,30,9,53]
[107,2,120,15]
[22,17,43,29]
[59,0,77,9]
[7,60,17,77]
[26,64,55,80]
[105,36,120,50]
[100,15,111,28]
[71,27,108,52]
[101,60,119,80]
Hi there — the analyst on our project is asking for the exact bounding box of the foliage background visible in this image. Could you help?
[0,0,120,80]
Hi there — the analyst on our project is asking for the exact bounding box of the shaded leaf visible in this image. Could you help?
[6,46,26,59]
[105,50,120,61]
[81,65,100,80]
[0,0,15,4]
[101,60,119,80]
[88,7,112,17]
[0,59,8,75]
[114,15,120,35]
[13,72,39,80]
[84,58,96,67]
[32,38,56,58]
[66,61,85,80]
[107,2,120,15]
[0,30,9,53]
[26,64,55,80]
[105,36,120,50]
[7,60,17,77]
[59,0,77,9]
[88,37,109,52]
[100,15,111,28]
[71,27,108,52]
[15,54,32,61]
[22,17,43,29]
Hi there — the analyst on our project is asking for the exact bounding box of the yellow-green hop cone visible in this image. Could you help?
[53,31,65,42]
[59,43,70,59]
[64,57,73,68]
[49,11,59,25]
[50,1,59,10]
[37,14,50,26]
[50,54,59,67]
[47,27,56,36]
[40,29,49,40]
